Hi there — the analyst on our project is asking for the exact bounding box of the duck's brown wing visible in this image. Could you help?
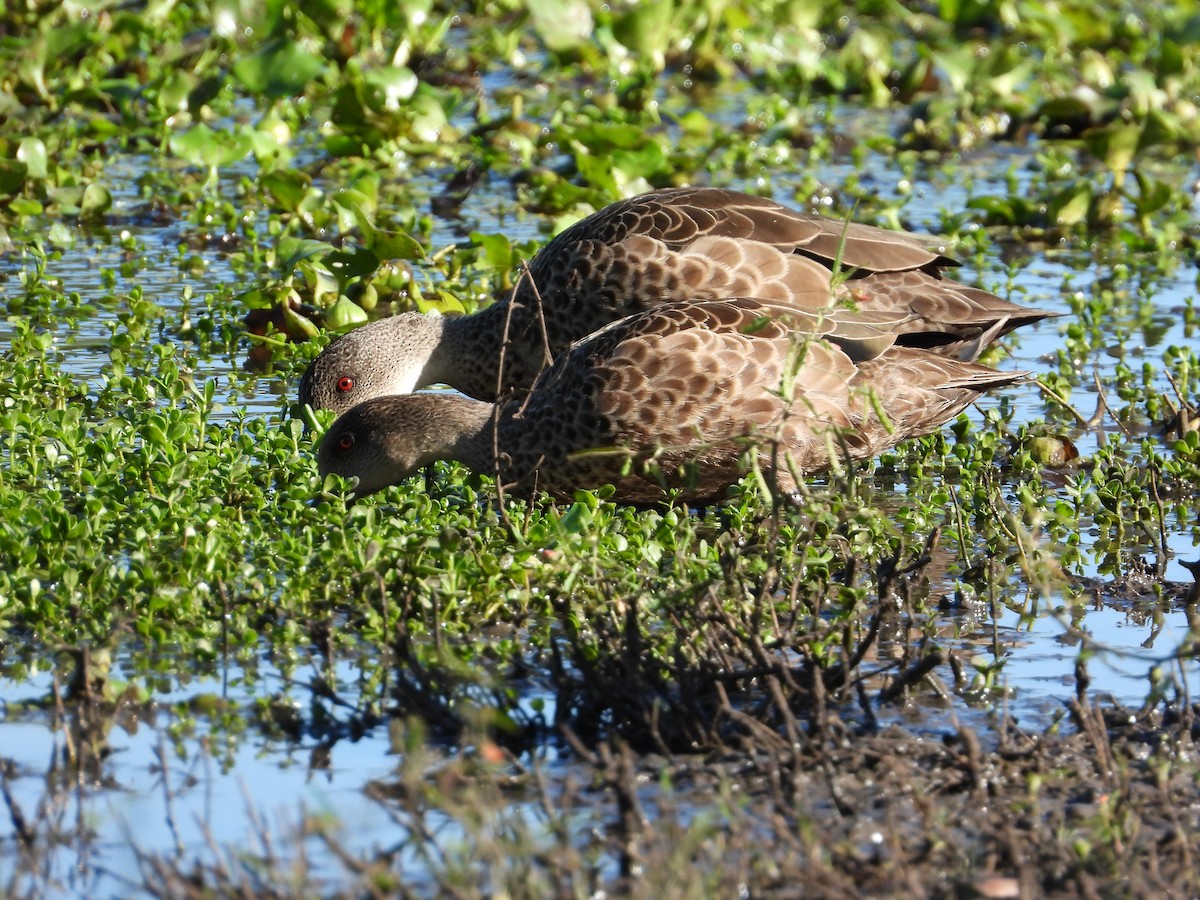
[516,299,858,463]
[517,298,1026,487]
[846,348,1028,451]
[612,232,1045,359]
[517,190,949,339]
[499,189,1051,382]
[587,303,805,446]
[501,298,835,500]
[540,187,948,271]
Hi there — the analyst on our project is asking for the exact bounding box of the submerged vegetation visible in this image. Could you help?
[1,0,1198,895]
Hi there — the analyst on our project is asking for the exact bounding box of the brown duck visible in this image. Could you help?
[317,298,1028,504]
[300,187,1050,414]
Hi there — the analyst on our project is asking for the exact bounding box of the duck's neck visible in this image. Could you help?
[435,302,552,402]
[435,394,504,474]
[376,312,450,395]
[422,393,539,491]
[420,304,499,400]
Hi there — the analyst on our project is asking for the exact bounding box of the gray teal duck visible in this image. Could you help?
[299,187,1051,414]
[317,298,1030,504]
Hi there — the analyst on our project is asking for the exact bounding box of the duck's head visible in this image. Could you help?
[316,393,492,498]
[298,313,445,417]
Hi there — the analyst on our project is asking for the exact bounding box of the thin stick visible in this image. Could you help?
[1034,377,1093,428]
[516,259,553,418]
[489,272,522,530]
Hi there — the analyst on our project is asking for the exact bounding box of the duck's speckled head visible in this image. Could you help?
[316,393,493,498]
[298,313,446,417]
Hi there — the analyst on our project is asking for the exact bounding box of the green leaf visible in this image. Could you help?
[347,199,425,261]
[527,0,594,52]
[1051,184,1093,227]
[48,222,75,248]
[471,232,515,271]
[932,46,976,95]
[44,21,93,62]
[409,91,451,143]
[17,138,49,181]
[612,0,673,66]
[262,170,313,212]
[417,288,466,315]
[368,229,425,261]
[247,122,294,169]
[557,501,594,534]
[611,142,668,182]
[157,69,196,114]
[1131,172,1175,218]
[49,184,84,214]
[574,153,618,195]
[232,39,327,98]
[281,303,320,340]
[80,182,112,218]
[1156,39,1184,76]
[571,121,647,151]
[297,260,339,305]
[86,116,122,140]
[986,58,1035,100]
[333,188,377,228]
[326,295,370,331]
[277,237,334,270]
[1120,70,1161,115]
[9,197,44,216]
[0,160,28,197]
[326,247,381,282]
[169,124,253,169]
[1083,123,1140,173]
[362,65,418,112]
[237,287,274,310]
[676,109,711,137]
[1138,109,1179,152]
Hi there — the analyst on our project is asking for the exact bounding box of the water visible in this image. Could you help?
[0,657,397,897]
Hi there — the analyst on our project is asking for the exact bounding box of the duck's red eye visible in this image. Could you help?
[336,376,355,394]
[336,433,355,452]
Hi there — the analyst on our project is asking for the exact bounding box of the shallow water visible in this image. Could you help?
[2,583,1193,897]
[0,658,399,897]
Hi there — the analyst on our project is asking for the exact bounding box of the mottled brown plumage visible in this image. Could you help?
[300,188,1051,414]
[318,299,1028,504]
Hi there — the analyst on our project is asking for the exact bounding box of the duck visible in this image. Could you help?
[317,297,1029,504]
[299,187,1050,414]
